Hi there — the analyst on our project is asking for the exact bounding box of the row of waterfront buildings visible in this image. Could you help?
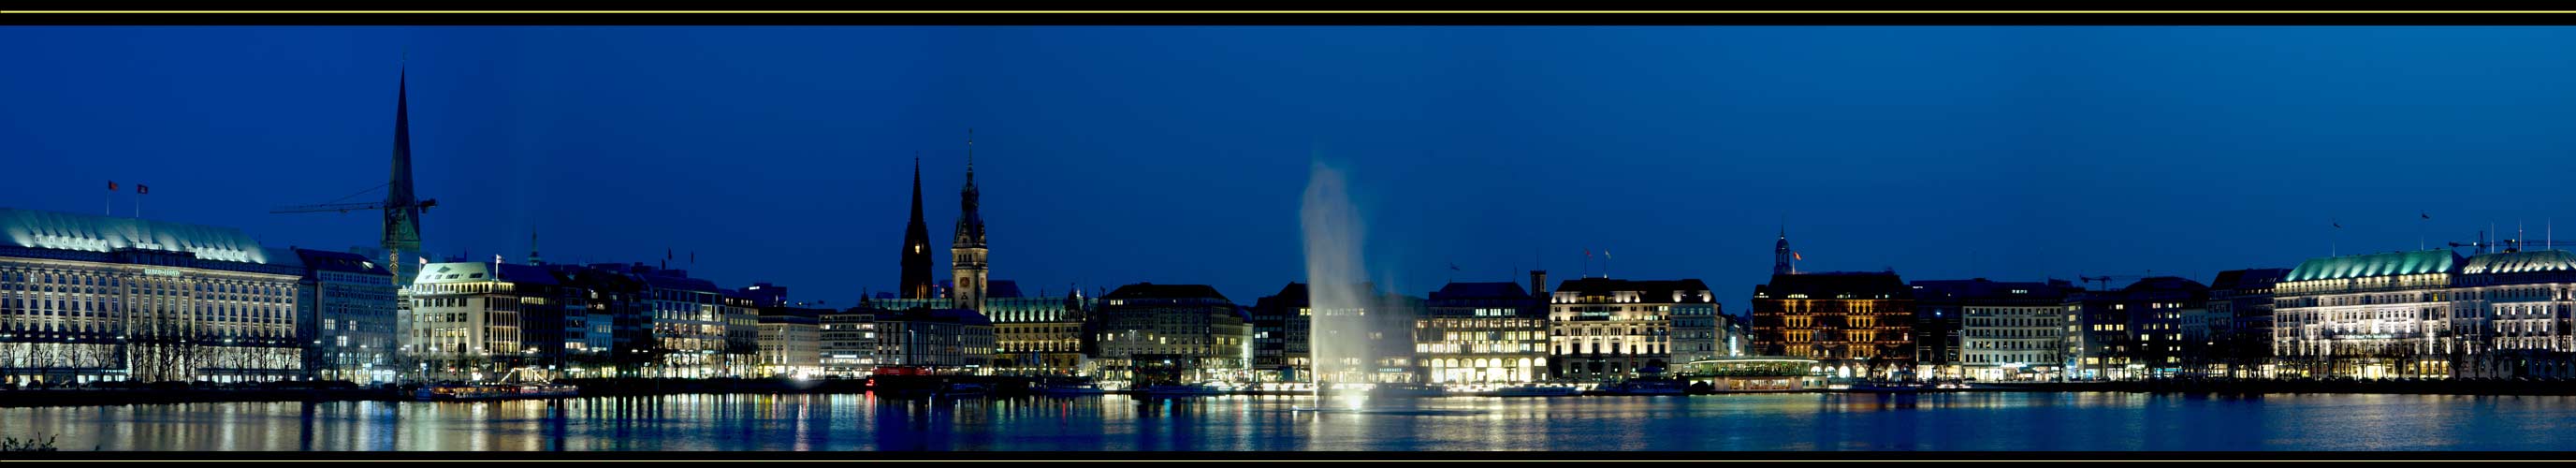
[10,196,2576,386]
[1754,230,2576,382]
[8,73,2572,386]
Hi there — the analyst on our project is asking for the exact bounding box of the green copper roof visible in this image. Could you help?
[2462,250,2576,275]
[2285,250,2460,282]
[0,207,273,265]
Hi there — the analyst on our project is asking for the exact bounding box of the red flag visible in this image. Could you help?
[1793,252,1803,260]
[108,181,117,191]
[137,184,149,195]
[1583,249,1591,257]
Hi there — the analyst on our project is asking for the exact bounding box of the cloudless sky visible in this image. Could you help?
[7,26,2576,314]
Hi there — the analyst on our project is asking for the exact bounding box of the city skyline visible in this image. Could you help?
[11,27,2576,313]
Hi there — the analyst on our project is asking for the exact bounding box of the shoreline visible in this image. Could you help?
[9,379,2576,408]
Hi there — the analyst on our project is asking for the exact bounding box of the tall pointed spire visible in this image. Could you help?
[901,152,934,300]
[953,128,989,312]
[1773,221,1796,276]
[385,64,424,286]
[528,229,542,266]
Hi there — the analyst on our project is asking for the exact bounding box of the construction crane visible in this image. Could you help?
[2077,274,2144,291]
[2444,229,2576,255]
[272,67,435,285]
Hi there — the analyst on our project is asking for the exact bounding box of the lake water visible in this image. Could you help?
[5,392,2574,451]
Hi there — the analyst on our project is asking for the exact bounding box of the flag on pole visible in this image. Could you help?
[137,184,149,195]
[1448,262,1460,271]
[2333,220,2342,228]
[108,181,116,191]
[2423,212,2432,220]
[1604,250,1610,260]
[1794,252,1803,260]
[1583,249,1590,258]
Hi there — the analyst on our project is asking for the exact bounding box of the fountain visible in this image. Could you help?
[1294,161,1463,415]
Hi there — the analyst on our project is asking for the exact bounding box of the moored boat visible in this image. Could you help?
[1141,383,1228,397]
[1598,378,1687,396]
[414,383,579,402]
[1488,384,1582,397]
[1039,383,1108,396]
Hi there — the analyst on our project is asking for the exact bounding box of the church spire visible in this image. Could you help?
[527,228,542,266]
[899,152,934,299]
[1774,222,1797,276]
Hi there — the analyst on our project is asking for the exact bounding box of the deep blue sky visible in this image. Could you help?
[7,26,2576,313]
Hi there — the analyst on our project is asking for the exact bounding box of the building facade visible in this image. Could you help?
[1751,271,1913,380]
[1096,283,1247,386]
[868,307,994,373]
[756,307,823,378]
[2453,249,2576,378]
[289,248,400,384]
[819,308,879,376]
[1553,277,1719,382]
[1912,278,2074,382]
[1421,276,1550,385]
[984,287,1089,376]
[406,261,568,381]
[2198,268,2287,377]
[0,208,304,385]
[2274,250,2460,379]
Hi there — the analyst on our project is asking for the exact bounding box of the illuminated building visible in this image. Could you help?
[2061,277,2205,381]
[1097,283,1247,386]
[819,308,878,376]
[2199,268,2287,377]
[1911,278,2074,382]
[1247,284,1310,383]
[1249,282,1418,386]
[982,283,1091,376]
[1421,276,1549,385]
[287,248,399,385]
[756,306,823,378]
[2453,249,2576,378]
[2274,250,2459,378]
[1553,277,1719,382]
[1751,271,1913,380]
[867,306,994,373]
[407,261,566,380]
[636,269,739,378]
[544,264,650,377]
[0,208,304,385]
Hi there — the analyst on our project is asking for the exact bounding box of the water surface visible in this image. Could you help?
[4,392,2570,451]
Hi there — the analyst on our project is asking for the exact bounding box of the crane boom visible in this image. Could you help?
[269,198,434,214]
[270,201,387,213]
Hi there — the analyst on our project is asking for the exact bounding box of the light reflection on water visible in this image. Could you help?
[6,392,2574,451]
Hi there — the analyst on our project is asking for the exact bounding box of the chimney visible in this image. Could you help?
[1530,270,1549,298]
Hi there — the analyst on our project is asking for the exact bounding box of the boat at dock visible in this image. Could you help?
[1140,383,1229,397]
[414,383,578,401]
[415,368,579,402]
[1596,378,1687,396]
[1487,384,1583,397]
[1038,382,1109,396]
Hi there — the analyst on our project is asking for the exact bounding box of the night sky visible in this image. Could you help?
[7,26,2576,314]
